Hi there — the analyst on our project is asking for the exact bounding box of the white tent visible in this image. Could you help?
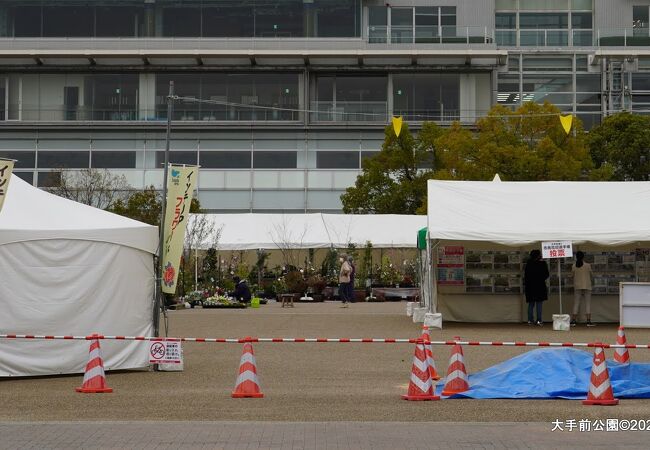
[0,176,158,377]
[426,180,650,322]
[190,213,427,250]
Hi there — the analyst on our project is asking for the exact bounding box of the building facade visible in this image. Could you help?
[0,0,649,212]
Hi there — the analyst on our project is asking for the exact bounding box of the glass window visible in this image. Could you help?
[313,0,360,37]
[96,6,143,37]
[84,74,139,121]
[37,151,89,169]
[0,151,35,168]
[576,55,589,71]
[13,172,34,184]
[498,74,520,92]
[37,171,62,188]
[92,152,136,169]
[520,0,569,10]
[633,6,649,29]
[361,151,379,164]
[254,151,297,169]
[202,4,254,37]
[42,6,93,37]
[508,55,520,71]
[496,13,516,29]
[571,0,593,10]
[393,74,460,121]
[391,8,413,26]
[633,73,650,91]
[571,12,592,29]
[369,6,388,26]
[11,5,41,37]
[576,74,601,92]
[316,151,359,169]
[440,7,456,27]
[522,56,573,71]
[415,7,437,26]
[162,6,201,37]
[336,76,387,102]
[520,13,568,29]
[576,93,601,104]
[523,75,573,94]
[200,151,251,169]
[254,0,303,37]
[155,151,197,167]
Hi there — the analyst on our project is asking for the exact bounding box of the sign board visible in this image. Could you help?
[437,246,465,285]
[541,241,573,259]
[149,341,183,364]
[620,282,650,328]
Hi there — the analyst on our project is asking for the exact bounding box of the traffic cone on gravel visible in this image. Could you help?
[402,337,439,401]
[232,338,264,398]
[614,327,630,364]
[583,345,618,406]
[76,335,113,393]
[421,325,440,381]
[441,336,469,397]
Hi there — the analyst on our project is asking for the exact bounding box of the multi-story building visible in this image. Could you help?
[1,0,649,212]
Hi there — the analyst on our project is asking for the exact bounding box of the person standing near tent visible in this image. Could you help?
[339,254,352,308]
[230,276,251,303]
[571,251,594,327]
[524,249,549,326]
[347,256,356,303]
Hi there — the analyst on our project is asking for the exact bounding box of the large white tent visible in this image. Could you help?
[0,176,158,377]
[190,213,427,250]
[426,180,650,322]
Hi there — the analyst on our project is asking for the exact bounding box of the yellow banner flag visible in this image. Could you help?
[560,114,573,135]
[161,165,198,294]
[0,159,15,213]
[392,116,403,137]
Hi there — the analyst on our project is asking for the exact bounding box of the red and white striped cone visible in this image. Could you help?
[583,345,618,406]
[421,325,440,381]
[614,327,630,364]
[402,338,439,401]
[441,336,469,397]
[75,335,113,393]
[232,338,264,398]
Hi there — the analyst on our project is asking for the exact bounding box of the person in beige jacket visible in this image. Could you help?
[571,251,595,327]
[339,254,352,308]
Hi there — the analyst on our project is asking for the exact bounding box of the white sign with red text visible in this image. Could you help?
[149,341,183,364]
[541,241,573,259]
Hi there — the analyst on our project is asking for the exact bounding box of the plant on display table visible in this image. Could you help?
[202,294,247,309]
[182,289,211,308]
[306,274,326,302]
[284,270,308,299]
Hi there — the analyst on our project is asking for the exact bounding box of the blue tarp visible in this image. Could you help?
[434,348,650,399]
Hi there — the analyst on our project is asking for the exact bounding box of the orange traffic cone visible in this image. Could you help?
[441,336,469,397]
[76,336,113,393]
[421,325,440,381]
[583,345,618,406]
[614,327,630,364]
[232,338,264,398]
[402,337,439,401]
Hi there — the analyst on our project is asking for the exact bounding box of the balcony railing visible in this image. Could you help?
[368,26,493,45]
[495,29,593,47]
[310,102,388,123]
[598,27,650,46]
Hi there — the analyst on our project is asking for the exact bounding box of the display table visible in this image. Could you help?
[371,287,419,301]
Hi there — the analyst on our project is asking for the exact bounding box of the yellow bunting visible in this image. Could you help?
[560,114,573,135]
[392,116,403,137]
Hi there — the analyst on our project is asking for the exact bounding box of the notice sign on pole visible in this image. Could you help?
[437,246,465,285]
[541,241,573,259]
[149,341,183,364]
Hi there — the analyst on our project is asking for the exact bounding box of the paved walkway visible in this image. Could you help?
[0,421,646,449]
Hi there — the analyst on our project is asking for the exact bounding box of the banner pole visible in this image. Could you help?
[154,80,174,338]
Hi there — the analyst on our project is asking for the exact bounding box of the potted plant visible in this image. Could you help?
[285,270,308,302]
[306,275,326,302]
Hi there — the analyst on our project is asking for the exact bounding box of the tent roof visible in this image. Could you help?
[0,176,158,253]
[190,213,426,250]
[427,180,650,246]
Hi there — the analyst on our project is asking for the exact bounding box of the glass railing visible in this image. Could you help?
[598,28,650,46]
[495,29,593,47]
[7,107,301,122]
[368,26,492,44]
[309,102,388,122]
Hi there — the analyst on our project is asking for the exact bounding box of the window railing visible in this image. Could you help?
[598,28,650,46]
[4,107,301,122]
[368,26,493,44]
[495,29,593,47]
[310,102,388,122]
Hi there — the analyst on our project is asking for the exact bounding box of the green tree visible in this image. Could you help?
[108,186,202,227]
[434,102,597,181]
[588,112,650,181]
[341,122,441,214]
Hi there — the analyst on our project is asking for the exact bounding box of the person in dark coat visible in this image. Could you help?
[524,249,549,326]
[231,276,252,303]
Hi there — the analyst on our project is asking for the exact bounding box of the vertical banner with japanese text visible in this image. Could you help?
[0,159,15,212]
[161,165,198,294]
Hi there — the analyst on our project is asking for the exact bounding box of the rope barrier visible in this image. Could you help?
[1,334,649,349]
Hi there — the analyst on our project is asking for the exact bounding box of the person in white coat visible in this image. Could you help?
[571,251,594,327]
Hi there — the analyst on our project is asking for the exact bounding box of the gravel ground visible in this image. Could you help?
[1,302,649,422]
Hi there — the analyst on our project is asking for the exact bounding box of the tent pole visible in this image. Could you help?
[154,80,174,338]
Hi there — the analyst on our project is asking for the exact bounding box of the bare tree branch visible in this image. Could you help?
[47,168,131,210]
